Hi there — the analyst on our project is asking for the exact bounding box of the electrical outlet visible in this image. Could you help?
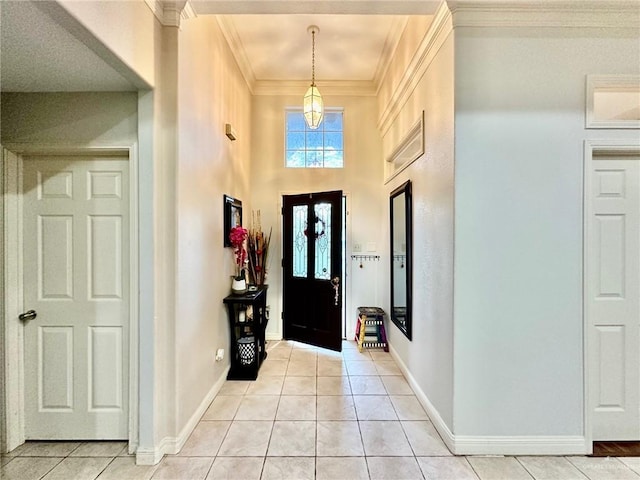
[353,243,362,252]
[215,349,224,362]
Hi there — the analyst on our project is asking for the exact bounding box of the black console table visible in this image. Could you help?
[223,286,268,380]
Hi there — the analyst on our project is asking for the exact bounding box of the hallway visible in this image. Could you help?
[2,340,639,479]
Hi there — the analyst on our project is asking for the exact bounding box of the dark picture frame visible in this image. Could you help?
[223,195,243,247]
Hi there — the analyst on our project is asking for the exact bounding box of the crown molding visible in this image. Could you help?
[377,1,453,135]
[252,80,377,96]
[216,16,257,93]
[447,0,640,28]
[144,1,196,27]
[373,16,410,90]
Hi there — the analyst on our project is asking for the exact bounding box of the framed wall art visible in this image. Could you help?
[223,194,242,247]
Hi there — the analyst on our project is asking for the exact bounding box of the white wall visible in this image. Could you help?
[377,14,455,429]
[1,92,138,145]
[453,27,640,437]
[250,94,385,341]
[176,16,253,431]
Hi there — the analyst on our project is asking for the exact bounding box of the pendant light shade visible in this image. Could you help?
[303,26,323,129]
[303,85,324,129]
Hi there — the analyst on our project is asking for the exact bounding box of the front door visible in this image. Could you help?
[588,154,640,440]
[22,155,129,439]
[283,191,343,351]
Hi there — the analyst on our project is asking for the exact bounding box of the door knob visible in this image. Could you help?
[19,310,37,322]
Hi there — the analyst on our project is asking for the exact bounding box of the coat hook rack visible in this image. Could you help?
[393,254,405,268]
[351,254,380,268]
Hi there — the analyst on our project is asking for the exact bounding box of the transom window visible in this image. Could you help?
[285,109,344,168]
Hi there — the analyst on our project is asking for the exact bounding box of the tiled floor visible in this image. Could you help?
[2,340,639,479]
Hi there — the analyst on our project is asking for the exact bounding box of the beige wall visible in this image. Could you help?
[250,94,385,340]
[176,16,253,431]
[377,15,456,429]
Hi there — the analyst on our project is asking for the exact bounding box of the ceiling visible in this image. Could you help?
[0,1,435,93]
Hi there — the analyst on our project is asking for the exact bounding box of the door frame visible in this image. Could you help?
[277,191,350,342]
[1,145,139,453]
[583,139,640,453]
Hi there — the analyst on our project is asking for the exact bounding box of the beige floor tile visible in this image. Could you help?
[367,456,423,480]
[390,395,428,420]
[349,376,386,395]
[360,421,413,456]
[13,442,81,457]
[381,376,413,395]
[205,457,263,480]
[259,359,289,376]
[235,395,280,420]
[317,349,343,361]
[417,457,479,480]
[217,421,273,457]
[179,421,231,456]
[203,396,242,421]
[370,351,393,362]
[317,395,357,420]
[317,376,351,395]
[346,361,378,376]
[286,360,317,376]
[245,376,284,395]
[619,458,640,475]
[290,350,318,362]
[218,381,251,396]
[0,457,63,480]
[374,361,403,376]
[276,395,316,420]
[316,457,369,480]
[282,376,317,395]
[353,395,398,420]
[342,349,372,361]
[151,456,213,480]
[517,456,587,480]
[567,456,640,480]
[466,456,533,480]
[267,421,316,456]
[401,421,451,456]
[1,456,13,467]
[265,348,292,361]
[316,421,364,456]
[317,360,347,376]
[70,442,128,457]
[42,457,112,480]
[261,457,315,480]
[96,457,157,480]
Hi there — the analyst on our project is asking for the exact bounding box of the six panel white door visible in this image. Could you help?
[589,155,640,440]
[22,155,129,439]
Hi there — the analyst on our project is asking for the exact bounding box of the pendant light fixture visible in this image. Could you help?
[303,25,324,129]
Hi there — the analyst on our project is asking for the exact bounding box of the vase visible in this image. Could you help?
[231,277,247,295]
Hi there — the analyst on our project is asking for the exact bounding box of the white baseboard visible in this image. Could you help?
[135,366,229,465]
[388,344,588,456]
[454,435,588,455]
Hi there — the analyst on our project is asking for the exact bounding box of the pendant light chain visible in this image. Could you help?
[311,29,316,87]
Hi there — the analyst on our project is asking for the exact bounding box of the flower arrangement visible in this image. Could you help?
[229,226,248,280]
[247,210,272,286]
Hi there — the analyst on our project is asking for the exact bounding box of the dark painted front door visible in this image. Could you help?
[282,190,343,351]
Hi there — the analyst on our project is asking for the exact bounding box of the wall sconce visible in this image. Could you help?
[225,123,237,141]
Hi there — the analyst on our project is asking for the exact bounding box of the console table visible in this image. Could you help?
[223,286,268,380]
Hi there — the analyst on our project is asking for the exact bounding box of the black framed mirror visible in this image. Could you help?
[390,180,412,340]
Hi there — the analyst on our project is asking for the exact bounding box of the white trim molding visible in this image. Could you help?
[389,343,589,456]
[144,0,196,27]
[135,367,229,465]
[583,139,640,456]
[377,1,453,135]
[1,145,140,455]
[385,111,425,184]
[448,0,640,28]
[586,75,640,129]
